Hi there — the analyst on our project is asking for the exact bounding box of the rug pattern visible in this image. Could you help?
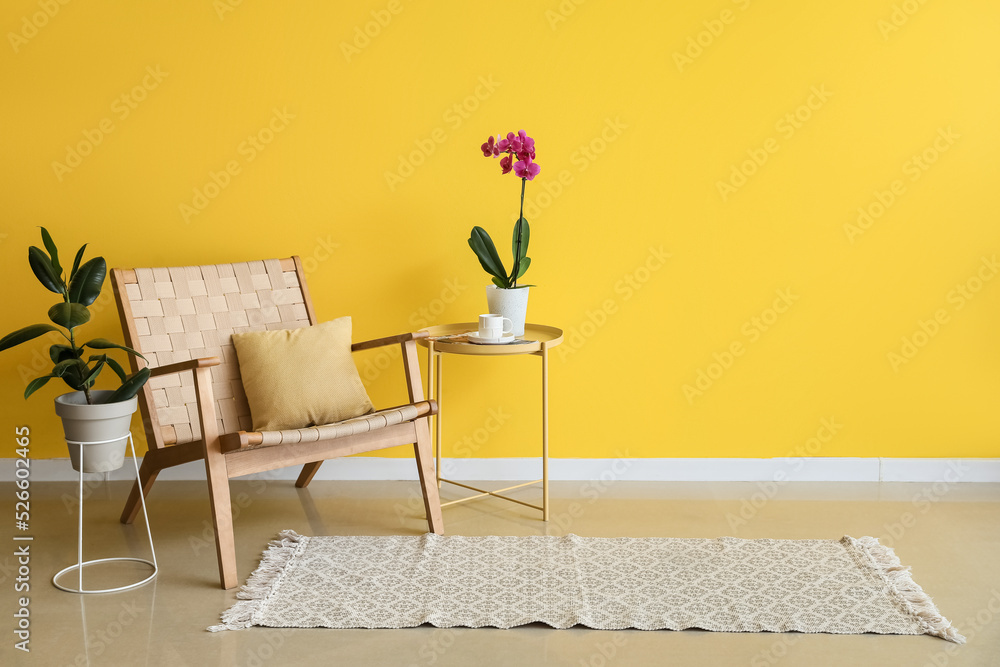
[211,532,963,643]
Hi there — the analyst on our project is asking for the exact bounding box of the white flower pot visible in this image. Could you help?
[54,391,138,473]
[486,285,530,336]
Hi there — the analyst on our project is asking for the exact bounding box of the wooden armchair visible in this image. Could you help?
[111,256,443,589]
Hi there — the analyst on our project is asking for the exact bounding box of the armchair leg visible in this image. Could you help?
[205,452,238,589]
[121,456,159,524]
[193,365,238,589]
[413,419,444,534]
[295,461,323,488]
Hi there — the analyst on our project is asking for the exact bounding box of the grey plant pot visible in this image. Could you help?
[54,390,138,473]
[486,285,530,336]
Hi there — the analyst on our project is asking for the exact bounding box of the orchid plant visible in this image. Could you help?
[468,130,540,289]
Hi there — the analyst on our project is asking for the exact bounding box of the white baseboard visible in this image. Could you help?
[5,457,999,483]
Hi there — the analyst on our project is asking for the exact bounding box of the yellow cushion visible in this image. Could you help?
[232,317,374,432]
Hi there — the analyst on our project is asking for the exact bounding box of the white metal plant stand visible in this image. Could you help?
[52,432,158,594]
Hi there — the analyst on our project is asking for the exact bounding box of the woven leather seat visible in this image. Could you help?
[222,403,426,449]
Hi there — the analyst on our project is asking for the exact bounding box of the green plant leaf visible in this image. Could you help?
[57,360,86,390]
[84,358,105,387]
[68,256,106,306]
[511,217,530,263]
[83,337,145,360]
[491,275,507,288]
[52,358,84,377]
[49,343,82,364]
[468,227,508,284]
[0,324,59,352]
[514,256,531,279]
[48,303,90,329]
[105,367,150,403]
[39,227,62,278]
[28,246,64,294]
[24,375,54,400]
[70,243,87,281]
[103,356,129,383]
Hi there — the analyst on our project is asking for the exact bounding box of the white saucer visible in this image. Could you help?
[467,331,517,345]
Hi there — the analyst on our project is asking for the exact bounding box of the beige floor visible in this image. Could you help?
[4,478,999,666]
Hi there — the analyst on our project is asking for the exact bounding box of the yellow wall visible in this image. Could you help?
[2,1,998,460]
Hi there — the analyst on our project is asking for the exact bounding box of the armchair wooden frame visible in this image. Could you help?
[111,256,443,589]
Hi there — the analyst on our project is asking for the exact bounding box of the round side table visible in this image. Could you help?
[52,432,158,594]
[417,323,563,520]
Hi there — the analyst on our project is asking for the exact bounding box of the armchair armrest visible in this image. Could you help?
[351,330,429,352]
[149,357,221,378]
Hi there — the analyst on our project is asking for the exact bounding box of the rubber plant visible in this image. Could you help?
[0,227,149,404]
[469,130,540,289]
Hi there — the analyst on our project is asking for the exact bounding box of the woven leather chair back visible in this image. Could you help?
[112,258,313,447]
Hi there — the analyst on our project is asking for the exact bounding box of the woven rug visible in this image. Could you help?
[209,531,964,642]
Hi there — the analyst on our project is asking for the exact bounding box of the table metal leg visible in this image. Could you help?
[435,350,443,489]
[542,345,549,521]
[427,342,436,485]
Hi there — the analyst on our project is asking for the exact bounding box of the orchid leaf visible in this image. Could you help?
[468,227,508,285]
[514,256,531,279]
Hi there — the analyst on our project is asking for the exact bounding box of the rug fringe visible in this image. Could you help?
[207,530,307,632]
[851,536,965,644]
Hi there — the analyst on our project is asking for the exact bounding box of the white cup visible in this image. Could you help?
[478,314,513,340]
